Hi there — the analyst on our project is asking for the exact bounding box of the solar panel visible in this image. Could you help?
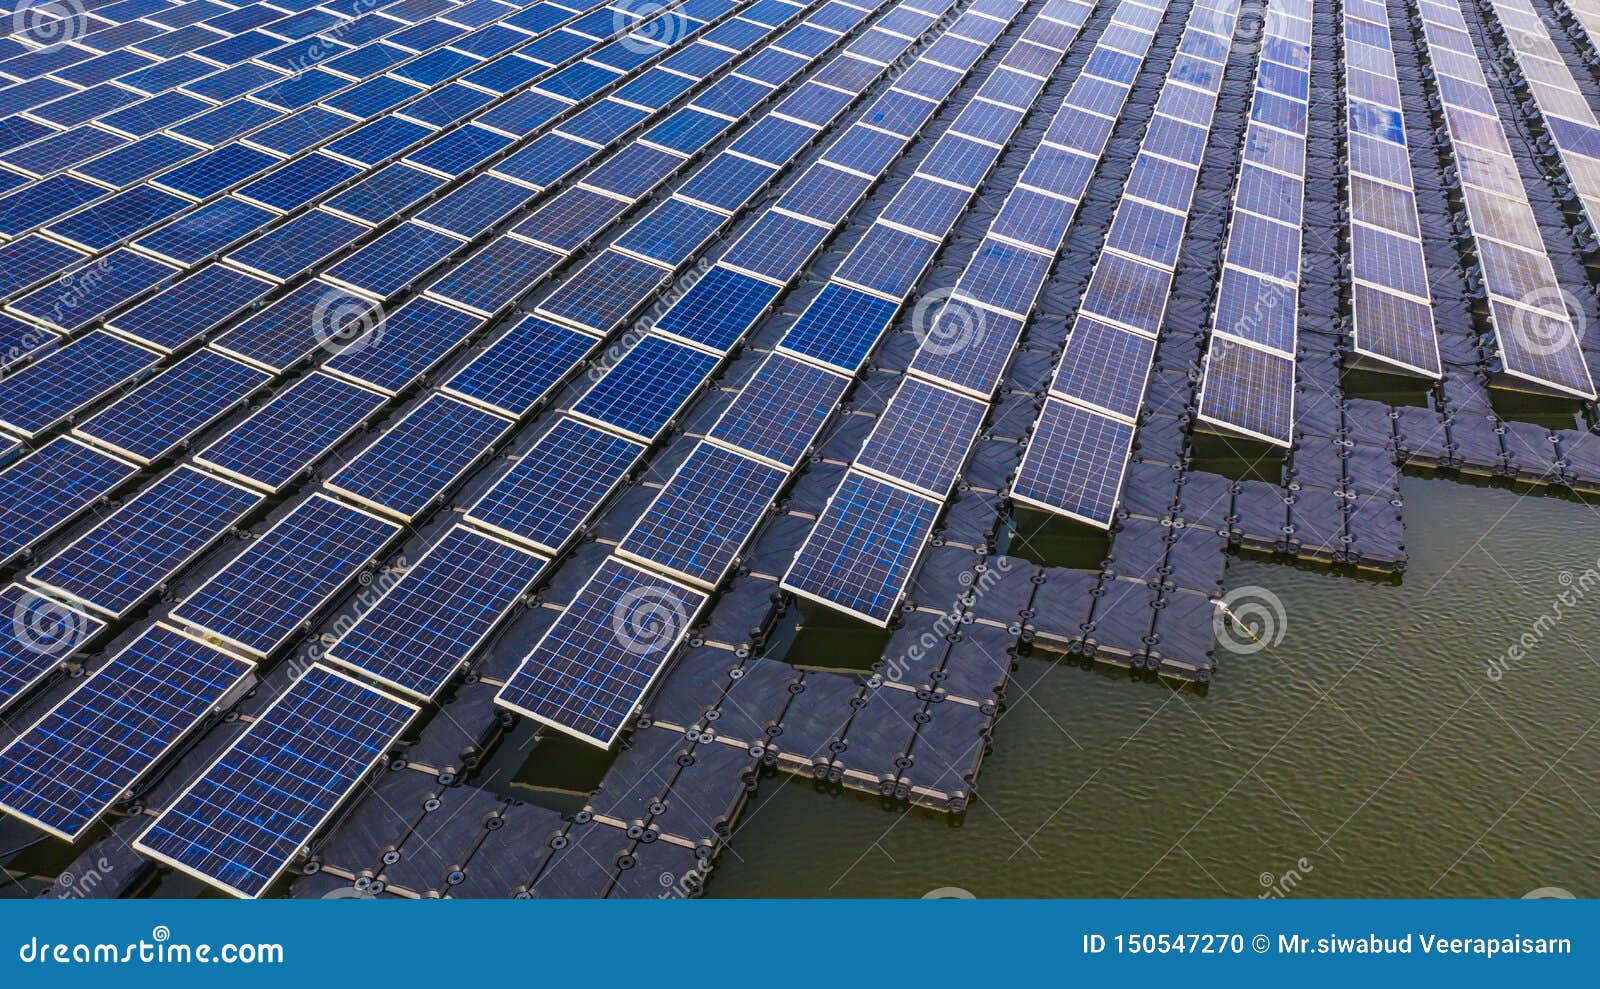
[321,295,482,395]
[8,248,176,333]
[442,314,596,417]
[777,282,900,374]
[132,198,276,268]
[0,623,253,841]
[0,439,138,566]
[325,394,512,521]
[570,334,718,442]
[782,469,940,626]
[213,282,380,374]
[618,442,785,587]
[106,264,274,353]
[323,223,462,300]
[42,185,189,253]
[653,265,780,354]
[326,525,546,700]
[322,163,444,225]
[466,416,643,554]
[535,249,671,333]
[77,350,267,464]
[424,236,560,316]
[224,209,367,283]
[134,664,416,898]
[172,494,400,658]
[196,372,387,493]
[495,557,707,748]
[0,330,160,439]
[854,377,986,499]
[1012,398,1137,528]
[0,314,58,376]
[30,467,263,620]
[0,234,85,300]
[151,142,279,200]
[234,153,362,213]
[0,584,105,715]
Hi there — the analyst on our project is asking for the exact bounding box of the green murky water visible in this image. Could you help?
[710,475,1600,897]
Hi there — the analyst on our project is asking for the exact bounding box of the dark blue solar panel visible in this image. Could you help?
[76,349,270,462]
[493,133,597,189]
[322,296,482,394]
[0,314,58,375]
[475,88,566,136]
[0,331,159,438]
[325,115,433,168]
[778,282,899,373]
[0,623,252,841]
[536,249,670,332]
[0,175,106,238]
[611,197,726,265]
[0,584,105,714]
[654,266,780,353]
[225,209,366,282]
[572,335,717,441]
[198,373,386,492]
[620,443,784,586]
[0,125,125,179]
[327,394,511,520]
[856,377,986,498]
[443,314,594,417]
[168,101,283,148]
[132,198,275,267]
[496,557,705,747]
[74,133,199,187]
[467,417,642,552]
[1011,398,1133,527]
[426,235,560,316]
[236,154,362,213]
[709,353,847,468]
[322,74,424,119]
[323,162,443,225]
[782,469,939,625]
[0,439,138,565]
[252,68,348,111]
[183,62,285,103]
[0,234,85,299]
[326,223,461,299]
[414,173,537,239]
[397,81,493,127]
[152,143,279,199]
[246,107,352,157]
[328,525,544,700]
[214,283,380,373]
[42,185,188,252]
[135,664,415,897]
[173,495,399,657]
[108,265,273,353]
[31,467,262,619]
[9,248,175,333]
[1198,339,1295,446]
[404,124,513,178]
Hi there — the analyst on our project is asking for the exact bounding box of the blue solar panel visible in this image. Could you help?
[134,664,415,898]
[1011,398,1134,528]
[466,416,642,553]
[414,173,537,239]
[611,197,726,265]
[0,125,125,179]
[322,296,482,395]
[0,623,252,841]
[425,235,560,316]
[856,377,986,499]
[327,394,512,520]
[0,235,85,300]
[0,439,138,566]
[245,107,352,157]
[8,247,176,333]
[571,335,717,441]
[443,315,594,417]
[322,162,443,225]
[708,353,847,468]
[324,223,462,299]
[213,282,380,373]
[75,349,270,463]
[619,443,784,587]
[168,101,284,149]
[495,557,706,748]
[654,266,780,353]
[132,198,276,267]
[173,494,400,658]
[0,331,159,439]
[224,209,367,282]
[107,265,273,353]
[73,133,199,188]
[0,584,105,715]
[782,469,939,626]
[32,467,262,620]
[0,314,58,376]
[235,154,362,213]
[198,373,387,493]
[324,115,433,168]
[327,525,545,700]
[43,185,189,252]
[321,73,424,119]
[778,282,899,373]
[152,143,280,200]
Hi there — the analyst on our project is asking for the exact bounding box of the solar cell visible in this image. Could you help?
[0,439,138,566]
[7,248,175,333]
[708,352,848,468]
[322,162,443,225]
[570,334,718,441]
[42,185,188,253]
[855,377,986,499]
[326,394,512,521]
[106,265,273,353]
[0,330,159,439]
[74,349,270,463]
[326,525,546,700]
[196,372,386,493]
[781,470,939,626]
[134,664,416,898]
[0,234,85,300]
[653,265,779,353]
[172,494,400,658]
[213,282,380,374]
[322,295,482,395]
[536,250,670,332]
[234,154,362,214]
[0,584,105,715]
[495,557,706,747]
[31,467,262,620]
[442,314,596,417]
[618,443,785,587]
[0,623,253,841]
[1011,398,1135,527]
[466,416,643,553]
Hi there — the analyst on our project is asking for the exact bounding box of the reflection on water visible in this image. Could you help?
[710,476,1600,897]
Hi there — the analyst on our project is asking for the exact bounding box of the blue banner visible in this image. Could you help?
[0,899,1588,986]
